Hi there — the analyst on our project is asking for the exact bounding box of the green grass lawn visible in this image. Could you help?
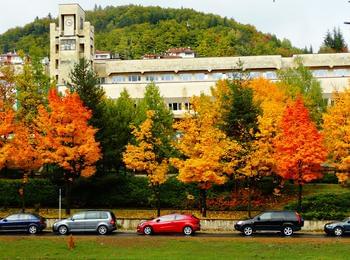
[0,236,349,259]
[303,183,349,195]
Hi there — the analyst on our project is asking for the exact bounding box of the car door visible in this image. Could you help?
[69,213,86,231]
[17,214,31,231]
[84,212,100,231]
[344,219,350,233]
[152,215,176,233]
[254,212,273,231]
[1,214,21,231]
[270,212,285,231]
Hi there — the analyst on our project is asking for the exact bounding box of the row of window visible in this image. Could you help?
[168,102,191,111]
[107,69,350,84]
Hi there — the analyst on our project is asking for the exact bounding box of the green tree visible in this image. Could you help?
[100,90,136,172]
[319,27,348,53]
[15,55,51,124]
[277,58,326,126]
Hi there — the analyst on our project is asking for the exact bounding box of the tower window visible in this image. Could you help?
[60,39,76,51]
[79,44,85,53]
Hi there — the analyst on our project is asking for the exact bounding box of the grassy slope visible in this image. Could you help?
[0,236,349,259]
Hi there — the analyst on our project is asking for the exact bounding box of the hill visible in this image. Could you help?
[0,5,302,59]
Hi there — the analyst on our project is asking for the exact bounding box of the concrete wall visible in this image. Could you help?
[46,218,329,232]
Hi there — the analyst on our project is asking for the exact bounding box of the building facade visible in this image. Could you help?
[50,4,350,117]
[50,4,94,85]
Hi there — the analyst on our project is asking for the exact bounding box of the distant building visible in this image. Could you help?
[50,4,350,118]
[0,52,24,65]
[94,50,112,60]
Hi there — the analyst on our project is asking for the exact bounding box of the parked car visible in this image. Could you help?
[137,214,200,236]
[234,210,304,236]
[0,213,46,234]
[324,217,350,236]
[53,210,116,235]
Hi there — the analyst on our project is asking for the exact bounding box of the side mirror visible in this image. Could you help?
[70,217,75,221]
[156,219,160,223]
[2,219,7,222]
[257,217,261,221]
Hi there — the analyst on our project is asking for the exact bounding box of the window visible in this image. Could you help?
[179,74,192,81]
[98,77,106,84]
[6,214,20,221]
[172,103,178,111]
[72,213,85,220]
[79,43,85,53]
[258,212,272,220]
[161,74,174,81]
[158,215,176,222]
[55,59,59,69]
[112,76,126,83]
[175,214,186,220]
[128,75,141,82]
[333,69,350,77]
[263,71,277,79]
[99,212,108,219]
[212,73,224,80]
[195,73,206,80]
[249,71,262,79]
[80,17,84,30]
[85,212,99,219]
[60,39,76,51]
[271,212,285,220]
[311,69,328,77]
[146,75,158,82]
[55,44,59,54]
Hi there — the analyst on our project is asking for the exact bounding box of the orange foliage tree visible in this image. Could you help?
[0,104,15,170]
[274,97,327,211]
[323,88,350,184]
[36,89,101,214]
[123,110,168,217]
[171,94,241,217]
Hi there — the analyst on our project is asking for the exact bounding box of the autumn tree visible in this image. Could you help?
[240,78,289,216]
[171,94,241,217]
[0,105,15,171]
[323,88,350,184]
[274,97,327,211]
[123,110,169,217]
[277,58,326,126]
[0,65,16,108]
[319,27,348,53]
[36,89,101,214]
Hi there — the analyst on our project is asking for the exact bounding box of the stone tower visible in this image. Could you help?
[49,4,94,86]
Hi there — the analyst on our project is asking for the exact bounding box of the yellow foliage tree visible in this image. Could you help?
[323,88,350,184]
[171,94,241,217]
[123,110,168,216]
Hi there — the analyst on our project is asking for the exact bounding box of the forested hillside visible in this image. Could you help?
[0,5,302,59]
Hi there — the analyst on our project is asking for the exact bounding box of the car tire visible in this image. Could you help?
[28,225,38,234]
[243,225,253,236]
[334,226,343,237]
[183,226,193,236]
[57,225,68,235]
[97,225,108,235]
[282,226,294,236]
[143,226,153,235]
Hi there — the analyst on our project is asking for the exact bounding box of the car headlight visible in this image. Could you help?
[325,224,333,228]
[236,221,243,225]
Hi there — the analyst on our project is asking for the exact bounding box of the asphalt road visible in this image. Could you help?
[0,231,349,239]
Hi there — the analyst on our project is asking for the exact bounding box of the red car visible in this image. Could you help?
[137,214,200,236]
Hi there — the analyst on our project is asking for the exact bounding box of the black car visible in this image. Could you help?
[0,213,46,234]
[234,210,304,236]
[324,217,350,236]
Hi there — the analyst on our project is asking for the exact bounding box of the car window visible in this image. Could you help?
[72,213,85,220]
[283,212,297,220]
[259,213,272,220]
[175,215,186,220]
[99,212,109,219]
[85,212,99,220]
[271,212,285,219]
[6,214,20,221]
[158,215,176,222]
[18,214,32,220]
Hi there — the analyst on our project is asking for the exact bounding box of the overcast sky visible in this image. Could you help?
[2,0,350,51]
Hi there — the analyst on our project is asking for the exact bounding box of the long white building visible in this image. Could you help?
[51,4,350,117]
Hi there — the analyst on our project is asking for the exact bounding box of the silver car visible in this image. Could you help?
[53,211,117,235]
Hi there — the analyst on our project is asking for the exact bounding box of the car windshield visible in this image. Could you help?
[342,217,350,222]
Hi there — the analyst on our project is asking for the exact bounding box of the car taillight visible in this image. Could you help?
[40,218,46,224]
[110,219,116,225]
[296,213,302,224]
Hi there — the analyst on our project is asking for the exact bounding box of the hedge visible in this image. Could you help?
[285,192,350,220]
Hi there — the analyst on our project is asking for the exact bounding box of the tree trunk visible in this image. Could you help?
[65,180,72,215]
[297,160,303,212]
[155,185,161,217]
[200,189,207,217]
[247,177,252,218]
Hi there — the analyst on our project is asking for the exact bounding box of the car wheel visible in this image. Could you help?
[28,225,38,234]
[334,227,343,237]
[282,226,294,236]
[243,225,253,236]
[97,225,108,235]
[183,226,193,236]
[143,226,153,235]
[58,225,68,235]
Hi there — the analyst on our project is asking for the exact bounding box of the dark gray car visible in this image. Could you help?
[53,211,116,235]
